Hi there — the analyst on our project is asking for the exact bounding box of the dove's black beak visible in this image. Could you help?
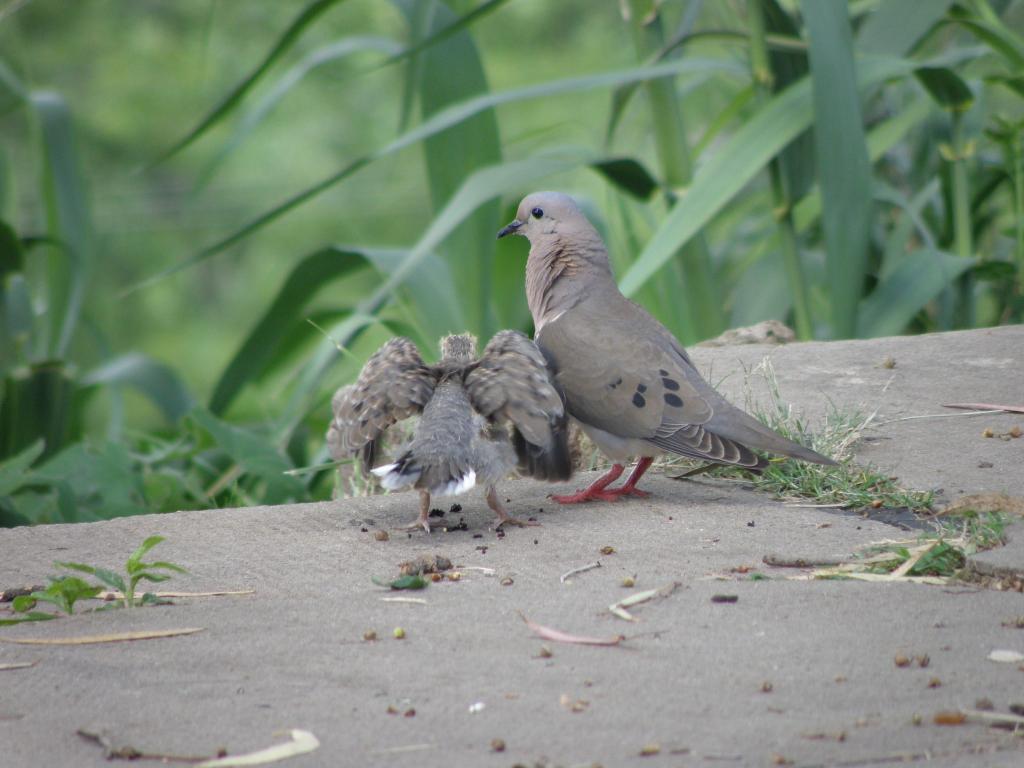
[496,219,522,239]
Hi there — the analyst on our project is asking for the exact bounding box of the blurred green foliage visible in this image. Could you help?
[0,0,1021,525]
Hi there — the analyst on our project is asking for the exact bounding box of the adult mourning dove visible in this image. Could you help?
[327,331,571,531]
[497,191,836,503]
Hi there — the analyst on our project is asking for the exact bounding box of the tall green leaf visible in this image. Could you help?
[81,354,195,424]
[857,0,955,55]
[33,92,93,357]
[190,408,305,504]
[801,0,873,338]
[618,55,916,298]
[128,56,740,293]
[199,36,403,185]
[210,248,374,415]
[408,0,502,335]
[155,0,351,163]
[857,249,974,336]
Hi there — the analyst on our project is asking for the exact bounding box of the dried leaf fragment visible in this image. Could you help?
[195,729,319,767]
[934,710,966,726]
[519,612,623,647]
[0,628,204,645]
[989,649,1024,663]
[559,693,589,713]
[943,403,1024,414]
[608,582,679,621]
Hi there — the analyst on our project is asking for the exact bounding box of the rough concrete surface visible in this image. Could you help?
[2,327,1023,768]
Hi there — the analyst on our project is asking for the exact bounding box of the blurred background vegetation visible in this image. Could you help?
[1,0,1021,525]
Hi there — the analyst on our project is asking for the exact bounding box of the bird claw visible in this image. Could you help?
[397,518,433,534]
[550,489,622,504]
[550,485,649,504]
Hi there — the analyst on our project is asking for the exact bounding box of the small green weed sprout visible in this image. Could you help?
[59,535,187,609]
[1,536,186,625]
[0,576,103,625]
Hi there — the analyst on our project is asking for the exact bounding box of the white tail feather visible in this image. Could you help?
[436,469,476,496]
[371,463,418,491]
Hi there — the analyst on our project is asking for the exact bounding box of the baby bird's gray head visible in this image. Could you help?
[496,191,592,242]
[439,333,478,362]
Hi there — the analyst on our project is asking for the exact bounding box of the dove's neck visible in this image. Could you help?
[526,232,613,331]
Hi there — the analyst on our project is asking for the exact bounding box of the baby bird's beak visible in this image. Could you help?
[496,219,523,239]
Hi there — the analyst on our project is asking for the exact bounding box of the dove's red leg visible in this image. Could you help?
[602,456,653,499]
[551,464,625,503]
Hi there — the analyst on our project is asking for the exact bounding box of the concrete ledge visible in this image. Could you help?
[2,328,1023,767]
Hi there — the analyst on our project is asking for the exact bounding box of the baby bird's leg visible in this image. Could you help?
[398,490,433,533]
[486,486,539,529]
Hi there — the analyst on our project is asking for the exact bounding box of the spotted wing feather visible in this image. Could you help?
[326,337,436,474]
[464,330,571,480]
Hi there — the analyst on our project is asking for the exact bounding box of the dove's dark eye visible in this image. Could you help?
[531,207,544,219]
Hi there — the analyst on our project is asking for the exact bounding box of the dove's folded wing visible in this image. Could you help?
[327,338,436,473]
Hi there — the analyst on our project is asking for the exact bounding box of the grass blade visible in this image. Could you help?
[209,247,375,416]
[189,408,305,504]
[32,92,93,357]
[81,354,195,424]
[414,0,503,335]
[0,438,44,495]
[857,249,974,336]
[126,57,740,294]
[857,0,954,55]
[800,0,873,338]
[618,52,918,299]
[199,36,403,186]
[154,0,350,164]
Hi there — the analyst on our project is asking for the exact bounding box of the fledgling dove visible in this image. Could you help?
[497,191,836,503]
[326,331,571,531]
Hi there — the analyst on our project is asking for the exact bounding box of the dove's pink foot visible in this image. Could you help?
[551,464,625,503]
[551,458,654,503]
[612,456,653,497]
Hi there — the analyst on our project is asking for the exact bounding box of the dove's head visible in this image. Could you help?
[496,191,598,244]
[439,333,477,362]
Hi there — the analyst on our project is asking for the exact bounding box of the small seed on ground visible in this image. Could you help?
[363,630,378,642]
[639,743,661,756]
[894,654,911,667]
[490,738,505,753]
[393,627,406,639]
[374,530,389,541]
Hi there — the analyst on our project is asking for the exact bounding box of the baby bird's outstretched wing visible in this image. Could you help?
[464,330,572,481]
[326,338,436,474]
